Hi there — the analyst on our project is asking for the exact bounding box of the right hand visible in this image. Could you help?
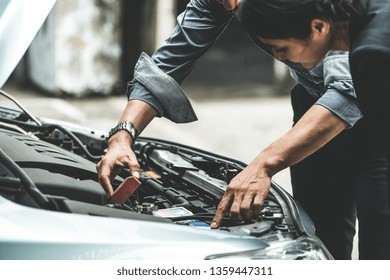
[96,131,140,197]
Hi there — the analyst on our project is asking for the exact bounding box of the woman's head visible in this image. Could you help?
[238,0,360,67]
[238,0,358,40]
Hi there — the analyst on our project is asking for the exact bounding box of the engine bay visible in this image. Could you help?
[0,93,297,239]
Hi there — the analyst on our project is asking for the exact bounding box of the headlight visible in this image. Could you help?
[206,235,333,260]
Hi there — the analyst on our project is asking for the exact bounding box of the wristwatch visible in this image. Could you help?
[107,121,138,142]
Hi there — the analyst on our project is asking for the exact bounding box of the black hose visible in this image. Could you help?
[43,124,102,162]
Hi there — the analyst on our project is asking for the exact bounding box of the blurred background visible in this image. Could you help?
[3,0,296,192]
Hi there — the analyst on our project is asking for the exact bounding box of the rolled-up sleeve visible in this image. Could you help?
[127,0,233,123]
[315,51,363,128]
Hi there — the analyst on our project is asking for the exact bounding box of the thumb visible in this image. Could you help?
[132,170,140,179]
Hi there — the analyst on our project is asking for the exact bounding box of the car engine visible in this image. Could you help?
[0,89,336,260]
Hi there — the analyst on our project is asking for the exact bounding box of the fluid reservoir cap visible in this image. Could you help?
[188,221,210,228]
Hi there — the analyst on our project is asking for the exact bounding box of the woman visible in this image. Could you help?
[96,0,390,259]
[229,0,390,259]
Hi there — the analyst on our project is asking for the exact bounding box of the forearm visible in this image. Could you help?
[127,0,233,123]
[253,104,347,177]
[119,100,157,133]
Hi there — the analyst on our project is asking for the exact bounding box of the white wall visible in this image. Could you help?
[26,0,122,96]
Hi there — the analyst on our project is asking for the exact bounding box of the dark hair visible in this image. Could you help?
[238,0,362,40]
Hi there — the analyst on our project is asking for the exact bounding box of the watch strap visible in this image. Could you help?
[107,121,138,142]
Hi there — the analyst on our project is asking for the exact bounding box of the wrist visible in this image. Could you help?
[253,153,282,178]
[107,120,138,144]
[107,130,134,147]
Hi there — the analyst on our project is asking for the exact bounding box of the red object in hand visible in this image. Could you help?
[110,176,141,204]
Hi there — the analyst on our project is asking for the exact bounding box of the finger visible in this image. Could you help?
[240,195,254,220]
[229,192,244,221]
[100,176,114,197]
[132,170,140,179]
[128,159,141,179]
[97,161,115,197]
[211,194,233,229]
[252,195,263,219]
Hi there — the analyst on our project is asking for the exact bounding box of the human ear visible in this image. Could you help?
[311,19,330,37]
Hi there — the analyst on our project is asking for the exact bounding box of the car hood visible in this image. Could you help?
[0,196,268,260]
[0,0,56,87]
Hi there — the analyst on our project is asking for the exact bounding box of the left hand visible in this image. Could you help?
[215,0,241,10]
[210,104,348,229]
[210,161,271,228]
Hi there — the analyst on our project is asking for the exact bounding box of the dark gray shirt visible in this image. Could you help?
[127,0,362,128]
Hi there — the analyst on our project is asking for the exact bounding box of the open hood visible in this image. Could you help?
[0,0,56,87]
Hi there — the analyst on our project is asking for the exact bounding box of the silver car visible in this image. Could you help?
[0,0,332,260]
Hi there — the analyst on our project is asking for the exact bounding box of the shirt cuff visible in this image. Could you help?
[315,82,363,128]
[127,52,198,123]
[128,82,164,117]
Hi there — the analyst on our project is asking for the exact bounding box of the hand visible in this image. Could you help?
[215,0,241,10]
[210,161,271,228]
[210,104,348,229]
[96,131,140,197]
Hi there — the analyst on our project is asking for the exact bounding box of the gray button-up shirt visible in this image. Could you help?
[127,0,362,128]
